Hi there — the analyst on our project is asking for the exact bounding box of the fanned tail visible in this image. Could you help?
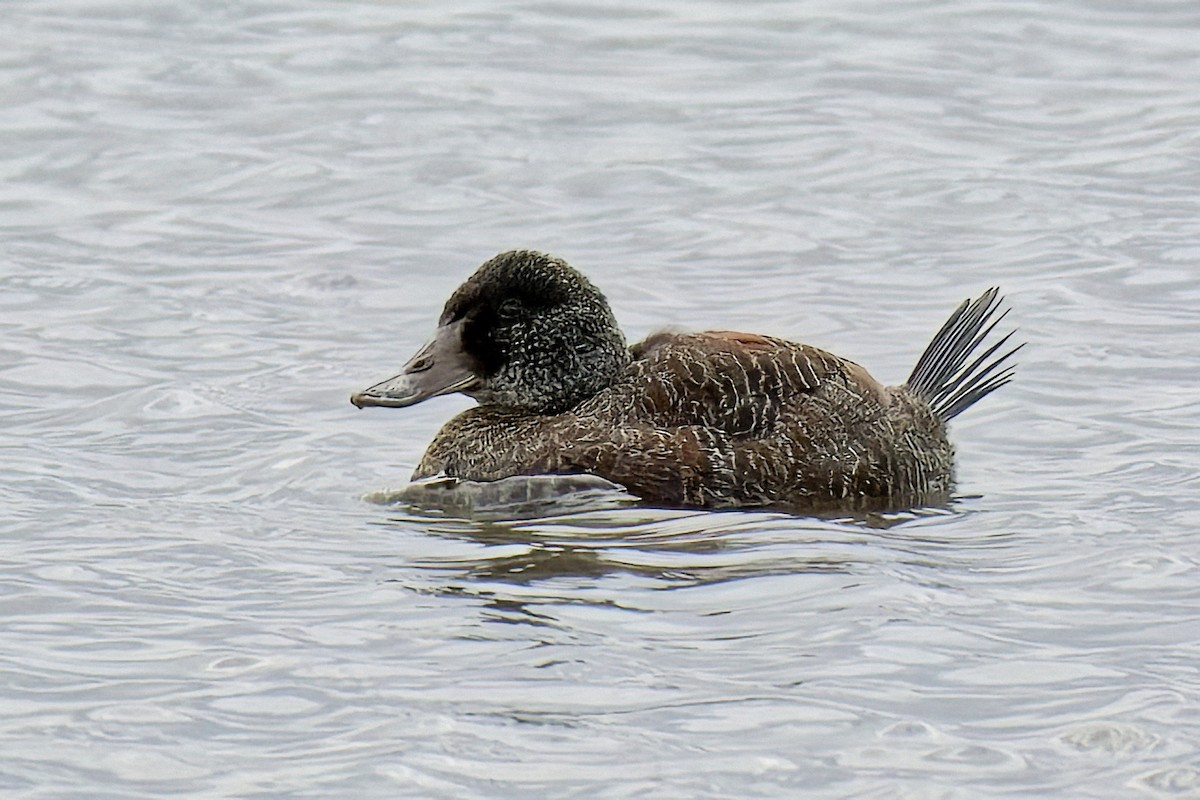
[905,288,1023,422]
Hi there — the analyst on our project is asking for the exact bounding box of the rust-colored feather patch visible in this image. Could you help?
[702,330,777,350]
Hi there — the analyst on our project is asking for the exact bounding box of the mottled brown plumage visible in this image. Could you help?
[352,250,1020,511]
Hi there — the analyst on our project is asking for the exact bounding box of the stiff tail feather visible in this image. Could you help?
[905,288,1023,422]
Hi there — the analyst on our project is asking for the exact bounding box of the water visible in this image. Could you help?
[4,0,1200,797]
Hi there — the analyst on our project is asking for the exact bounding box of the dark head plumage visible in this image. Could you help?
[351,250,630,414]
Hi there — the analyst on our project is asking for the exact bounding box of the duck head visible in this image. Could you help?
[351,250,630,414]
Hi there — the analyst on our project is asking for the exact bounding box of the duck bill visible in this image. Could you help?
[350,320,480,409]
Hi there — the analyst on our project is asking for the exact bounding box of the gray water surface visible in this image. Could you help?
[4,1,1200,797]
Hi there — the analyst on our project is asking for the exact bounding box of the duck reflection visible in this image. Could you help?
[373,486,958,587]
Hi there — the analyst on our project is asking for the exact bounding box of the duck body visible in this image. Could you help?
[413,332,953,509]
[353,251,1019,512]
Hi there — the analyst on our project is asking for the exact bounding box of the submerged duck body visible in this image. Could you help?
[353,251,1020,511]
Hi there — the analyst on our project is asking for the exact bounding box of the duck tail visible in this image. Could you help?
[904,288,1024,422]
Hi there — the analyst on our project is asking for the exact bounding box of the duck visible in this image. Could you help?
[351,250,1021,511]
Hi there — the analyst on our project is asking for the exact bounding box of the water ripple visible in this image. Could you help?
[3,0,1200,796]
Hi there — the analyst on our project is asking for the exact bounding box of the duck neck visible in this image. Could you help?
[471,327,630,414]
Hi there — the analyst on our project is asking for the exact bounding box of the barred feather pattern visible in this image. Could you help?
[414,331,957,511]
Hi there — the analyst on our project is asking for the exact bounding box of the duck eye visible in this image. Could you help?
[497,298,522,319]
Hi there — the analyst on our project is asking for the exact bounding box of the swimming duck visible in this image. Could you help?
[352,250,1020,511]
